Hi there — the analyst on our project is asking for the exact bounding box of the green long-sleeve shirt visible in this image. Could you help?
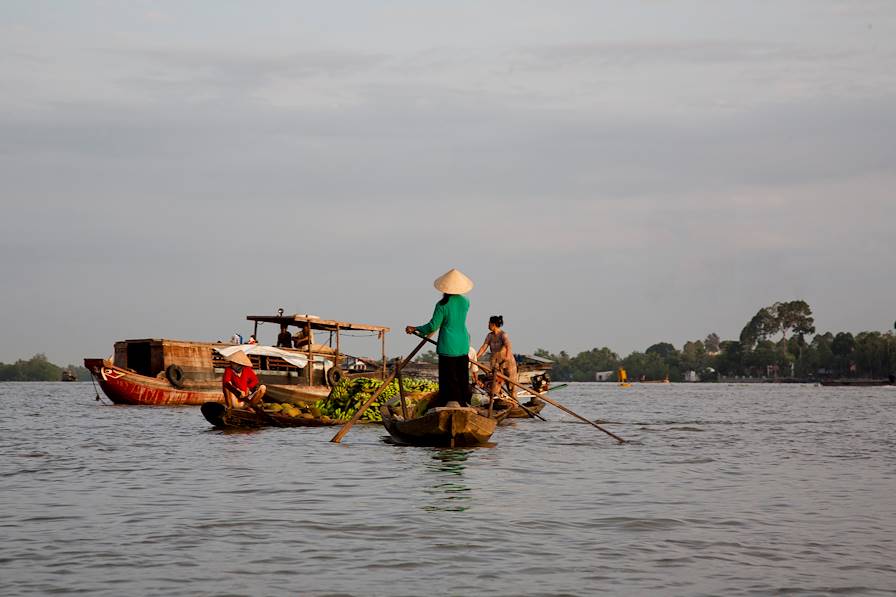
[416,294,470,357]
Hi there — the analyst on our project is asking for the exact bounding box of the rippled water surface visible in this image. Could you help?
[2,382,895,596]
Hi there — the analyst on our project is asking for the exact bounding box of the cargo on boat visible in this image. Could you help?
[380,403,496,447]
[85,313,390,406]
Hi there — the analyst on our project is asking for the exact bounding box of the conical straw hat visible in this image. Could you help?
[433,268,474,294]
[225,351,252,367]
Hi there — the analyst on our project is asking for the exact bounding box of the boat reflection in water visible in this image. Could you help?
[422,449,475,512]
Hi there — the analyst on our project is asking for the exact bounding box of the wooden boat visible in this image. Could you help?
[200,402,342,429]
[84,313,390,406]
[380,404,496,447]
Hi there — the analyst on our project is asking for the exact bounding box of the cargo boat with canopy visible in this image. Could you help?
[84,313,390,406]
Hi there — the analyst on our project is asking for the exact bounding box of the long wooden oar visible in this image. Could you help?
[415,332,625,443]
[330,335,432,443]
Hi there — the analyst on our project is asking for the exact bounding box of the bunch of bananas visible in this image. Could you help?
[315,376,439,423]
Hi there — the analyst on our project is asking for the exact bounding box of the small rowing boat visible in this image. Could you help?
[476,399,546,419]
[380,403,496,447]
[201,402,342,430]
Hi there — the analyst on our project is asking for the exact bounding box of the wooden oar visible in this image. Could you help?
[487,391,547,421]
[414,332,625,443]
[330,335,432,443]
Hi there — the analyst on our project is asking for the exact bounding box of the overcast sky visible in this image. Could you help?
[2,1,895,365]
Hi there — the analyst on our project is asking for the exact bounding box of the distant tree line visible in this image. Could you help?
[0,354,90,382]
[535,300,896,382]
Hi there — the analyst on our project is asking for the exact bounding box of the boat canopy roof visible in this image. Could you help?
[246,314,390,334]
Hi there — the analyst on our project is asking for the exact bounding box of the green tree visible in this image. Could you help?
[714,341,745,377]
[740,300,816,348]
[740,307,779,348]
[776,300,816,340]
[680,340,707,372]
[0,354,63,381]
[704,333,721,353]
[622,351,668,381]
[646,342,677,360]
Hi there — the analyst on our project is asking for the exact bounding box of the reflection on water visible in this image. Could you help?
[422,449,472,512]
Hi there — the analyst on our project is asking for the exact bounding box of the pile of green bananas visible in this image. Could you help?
[315,376,439,423]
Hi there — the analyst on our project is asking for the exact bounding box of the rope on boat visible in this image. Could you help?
[89,371,108,404]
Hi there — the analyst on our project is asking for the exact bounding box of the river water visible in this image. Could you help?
[1,382,894,596]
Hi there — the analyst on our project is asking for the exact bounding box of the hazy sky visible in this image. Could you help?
[2,1,895,365]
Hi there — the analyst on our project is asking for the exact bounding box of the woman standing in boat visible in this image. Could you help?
[476,315,518,401]
[406,268,474,409]
[222,351,266,409]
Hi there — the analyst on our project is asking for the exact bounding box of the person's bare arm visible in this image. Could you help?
[476,337,489,360]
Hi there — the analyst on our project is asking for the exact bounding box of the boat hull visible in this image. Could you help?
[84,359,330,406]
[381,406,496,447]
[85,359,221,405]
[200,402,341,429]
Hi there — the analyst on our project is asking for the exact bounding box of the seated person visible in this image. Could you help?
[222,351,266,409]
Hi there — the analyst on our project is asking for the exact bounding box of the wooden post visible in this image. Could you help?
[306,322,313,385]
[335,324,341,364]
[330,334,432,443]
[396,364,409,419]
[380,331,386,379]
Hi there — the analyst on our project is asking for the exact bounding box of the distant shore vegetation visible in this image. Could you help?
[0,354,90,382]
[535,301,896,382]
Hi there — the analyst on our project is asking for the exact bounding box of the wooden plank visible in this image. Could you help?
[245,315,390,333]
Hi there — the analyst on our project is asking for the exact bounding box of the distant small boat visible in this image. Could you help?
[60,370,77,382]
[618,367,630,388]
[380,404,496,447]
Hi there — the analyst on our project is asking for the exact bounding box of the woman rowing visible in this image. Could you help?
[405,268,474,409]
[476,315,518,402]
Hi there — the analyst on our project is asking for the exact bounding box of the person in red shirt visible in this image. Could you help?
[222,351,265,409]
